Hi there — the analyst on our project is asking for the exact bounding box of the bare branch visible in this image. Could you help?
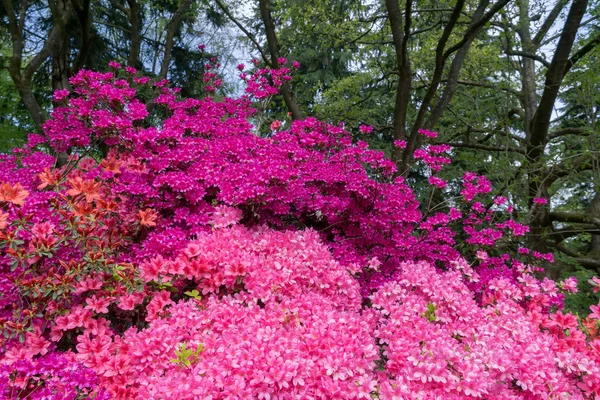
[409,20,442,37]
[2,0,72,132]
[406,0,466,149]
[542,16,599,46]
[402,0,412,52]
[549,225,600,241]
[426,0,491,128]
[385,0,412,150]
[574,258,600,271]
[550,211,600,226]
[548,127,587,140]
[126,0,142,67]
[71,0,93,73]
[23,3,71,83]
[506,50,550,67]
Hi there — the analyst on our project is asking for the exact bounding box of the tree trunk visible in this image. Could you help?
[158,0,194,80]
[384,0,411,170]
[589,191,600,257]
[258,0,303,120]
[52,33,71,91]
[526,0,588,264]
[16,82,48,133]
[426,0,491,128]
[127,0,142,68]
[71,0,93,73]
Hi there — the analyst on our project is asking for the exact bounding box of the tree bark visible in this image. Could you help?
[426,0,490,128]
[158,0,194,80]
[516,0,537,140]
[127,0,142,68]
[3,0,72,133]
[529,0,588,150]
[588,191,600,257]
[388,0,509,175]
[258,0,303,120]
[71,0,93,73]
[385,0,412,166]
[52,27,71,91]
[526,0,588,262]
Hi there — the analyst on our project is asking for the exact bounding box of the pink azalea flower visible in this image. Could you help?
[211,205,243,228]
[559,277,578,293]
[589,304,600,320]
[359,124,373,134]
[394,140,407,149]
[270,120,282,131]
[417,128,438,138]
[85,295,111,314]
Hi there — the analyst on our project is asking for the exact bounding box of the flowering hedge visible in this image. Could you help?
[1,64,599,399]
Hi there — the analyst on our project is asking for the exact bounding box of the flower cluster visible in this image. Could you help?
[241,63,293,99]
[375,261,600,399]
[72,225,376,398]
[413,143,452,172]
[1,65,599,399]
[0,353,108,400]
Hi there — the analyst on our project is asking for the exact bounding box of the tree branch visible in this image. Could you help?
[23,2,71,83]
[442,0,511,60]
[548,127,587,139]
[550,211,600,226]
[402,0,412,53]
[533,0,569,46]
[555,244,600,271]
[506,50,550,67]
[529,0,588,160]
[408,20,442,37]
[385,0,412,163]
[541,16,599,46]
[451,79,521,97]
[544,153,593,184]
[549,225,600,242]
[2,0,72,132]
[71,0,93,73]
[443,141,526,154]
[126,0,142,67]
[2,0,26,83]
[213,0,271,66]
[564,32,600,75]
[109,0,129,16]
[574,258,600,271]
[426,0,491,128]
[404,0,466,164]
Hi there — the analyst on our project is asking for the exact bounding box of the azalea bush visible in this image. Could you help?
[1,62,599,399]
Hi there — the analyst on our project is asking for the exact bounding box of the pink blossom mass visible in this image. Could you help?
[0,64,599,399]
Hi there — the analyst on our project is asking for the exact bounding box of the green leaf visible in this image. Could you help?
[184,289,201,299]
